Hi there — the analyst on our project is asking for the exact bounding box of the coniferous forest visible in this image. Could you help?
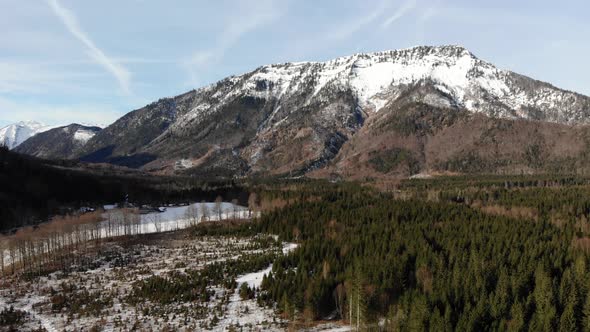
[250,178,590,330]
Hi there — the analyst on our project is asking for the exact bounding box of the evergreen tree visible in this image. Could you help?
[533,267,556,332]
[582,290,590,331]
[491,269,511,319]
[559,302,578,332]
[507,301,525,332]
[384,304,405,332]
[407,294,428,331]
[428,307,451,332]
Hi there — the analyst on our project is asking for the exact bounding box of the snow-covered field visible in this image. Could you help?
[2,201,253,267]
[102,202,251,235]
[0,230,297,331]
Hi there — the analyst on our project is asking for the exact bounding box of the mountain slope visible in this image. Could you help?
[15,124,101,159]
[312,82,590,180]
[72,45,590,177]
[0,121,55,149]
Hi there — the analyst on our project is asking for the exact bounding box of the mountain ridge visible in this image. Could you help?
[14,45,590,178]
[15,124,102,159]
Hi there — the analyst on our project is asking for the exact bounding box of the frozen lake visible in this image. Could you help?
[101,202,251,235]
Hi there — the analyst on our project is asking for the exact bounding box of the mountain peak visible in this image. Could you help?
[0,121,55,149]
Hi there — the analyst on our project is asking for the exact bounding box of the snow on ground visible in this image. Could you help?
[236,242,298,289]
[0,233,297,331]
[236,265,272,289]
[409,172,433,179]
[0,291,57,332]
[0,203,299,331]
[218,242,298,331]
[304,324,352,331]
[103,204,116,210]
[122,202,249,234]
[282,242,299,254]
[217,291,280,331]
[142,202,248,223]
[236,243,297,288]
[174,158,194,170]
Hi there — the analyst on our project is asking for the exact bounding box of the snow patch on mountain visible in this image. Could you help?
[73,128,96,143]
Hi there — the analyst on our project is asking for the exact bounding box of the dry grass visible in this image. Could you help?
[471,201,538,221]
[572,237,590,254]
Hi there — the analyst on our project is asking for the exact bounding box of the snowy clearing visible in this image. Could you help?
[0,229,297,331]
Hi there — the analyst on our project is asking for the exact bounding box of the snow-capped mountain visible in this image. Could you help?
[52,45,590,177]
[15,124,101,159]
[167,45,589,131]
[0,121,55,149]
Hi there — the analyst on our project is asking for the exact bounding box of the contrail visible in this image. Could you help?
[46,0,131,94]
[382,0,417,28]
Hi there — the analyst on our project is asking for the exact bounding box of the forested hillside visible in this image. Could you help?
[0,146,247,232]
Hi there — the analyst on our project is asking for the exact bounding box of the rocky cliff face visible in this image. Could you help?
[26,45,590,178]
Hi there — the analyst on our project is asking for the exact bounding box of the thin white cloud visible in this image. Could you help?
[382,0,417,29]
[46,0,132,94]
[184,0,285,86]
[418,6,437,23]
[328,1,391,42]
[192,1,284,64]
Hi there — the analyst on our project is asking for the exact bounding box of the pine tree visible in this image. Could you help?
[559,269,577,310]
[384,304,405,332]
[533,267,556,332]
[573,255,587,291]
[429,307,451,332]
[582,291,590,330]
[559,302,578,332]
[491,269,511,319]
[507,300,525,332]
[281,293,293,320]
[407,294,428,331]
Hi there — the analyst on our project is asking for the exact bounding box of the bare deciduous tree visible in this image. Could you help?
[248,193,258,218]
[153,214,162,233]
[184,204,199,227]
[214,196,223,221]
[200,201,210,222]
[231,199,239,219]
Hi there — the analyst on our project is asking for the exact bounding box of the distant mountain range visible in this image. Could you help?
[11,45,590,179]
[0,121,55,149]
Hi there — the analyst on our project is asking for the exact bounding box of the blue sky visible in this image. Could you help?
[1,0,589,127]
